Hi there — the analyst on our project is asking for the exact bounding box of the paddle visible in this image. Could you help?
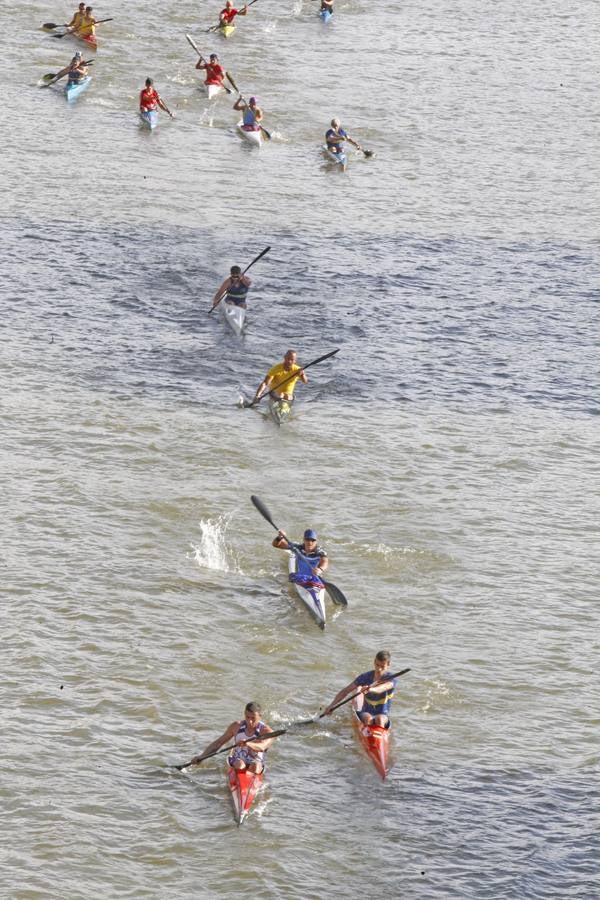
[41,59,94,84]
[207,0,259,32]
[175,726,289,771]
[52,16,113,37]
[343,137,374,158]
[321,668,411,717]
[226,71,271,140]
[244,348,339,409]
[250,493,349,607]
[185,33,232,94]
[209,245,270,314]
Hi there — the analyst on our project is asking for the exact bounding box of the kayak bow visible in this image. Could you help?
[228,766,263,825]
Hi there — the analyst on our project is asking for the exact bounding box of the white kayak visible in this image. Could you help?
[219,299,246,336]
[206,82,223,100]
[323,144,347,169]
[236,121,262,147]
[268,395,293,426]
[288,552,327,629]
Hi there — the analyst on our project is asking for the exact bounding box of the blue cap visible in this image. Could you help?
[304,529,317,540]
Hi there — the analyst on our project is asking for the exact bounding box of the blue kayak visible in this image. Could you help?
[64,76,92,103]
[139,109,158,130]
[323,145,347,168]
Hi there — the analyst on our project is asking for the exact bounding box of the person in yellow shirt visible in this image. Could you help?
[78,6,97,37]
[65,2,86,30]
[252,350,308,404]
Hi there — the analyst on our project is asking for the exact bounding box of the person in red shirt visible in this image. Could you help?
[219,1,248,25]
[196,52,225,87]
[139,78,174,117]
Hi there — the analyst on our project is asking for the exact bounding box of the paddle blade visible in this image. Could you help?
[225,71,239,94]
[250,495,279,532]
[363,149,374,158]
[243,246,270,273]
[185,33,203,57]
[41,73,56,83]
[323,581,348,607]
[42,22,59,30]
[260,126,272,141]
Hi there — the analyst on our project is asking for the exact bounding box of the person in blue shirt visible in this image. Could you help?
[322,651,397,728]
[325,118,360,156]
[272,527,329,585]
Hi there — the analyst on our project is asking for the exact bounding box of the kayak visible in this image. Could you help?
[268,395,293,426]
[64,75,92,103]
[288,551,327,629]
[219,299,246,336]
[206,82,223,100]
[319,8,333,23]
[351,706,391,780]
[220,23,236,38]
[67,30,97,51]
[139,109,158,130]
[228,766,263,825]
[236,121,262,147]
[323,145,347,169]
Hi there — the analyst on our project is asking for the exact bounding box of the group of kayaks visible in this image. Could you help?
[226,709,390,825]
[40,6,362,163]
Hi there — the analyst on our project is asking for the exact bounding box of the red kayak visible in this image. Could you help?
[352,711,391,780]
[227,767,263,824]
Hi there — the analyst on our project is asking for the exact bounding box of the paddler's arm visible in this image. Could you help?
[211,277,230,308]
[253,373,273,403]
[313,553,329,576]
[195,60,207,70]
[322,680,361,716]
[188,721,238,765]
[238,4,248,14]
[272,530,290,549]
[243,725,275,752]
[233,96,245,111]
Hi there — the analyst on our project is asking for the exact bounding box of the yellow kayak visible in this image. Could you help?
[220,23,236,37]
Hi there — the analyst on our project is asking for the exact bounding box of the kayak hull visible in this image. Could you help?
[237,121,262,147]
[228,766,263,825]
[140,109,158,130]
[288,552,326,629]
[206,82,223,100]
[64,75,92,103]
[220,24,236,38]
[220,300,246,336]
[319,9,333,23]
[268,395,293,426]
[323,145,347,168]
[352,707,391,780]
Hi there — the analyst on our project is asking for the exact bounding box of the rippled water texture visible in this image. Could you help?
[2,0,599,897]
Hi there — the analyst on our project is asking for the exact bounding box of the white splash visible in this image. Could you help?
[191,516,241,573]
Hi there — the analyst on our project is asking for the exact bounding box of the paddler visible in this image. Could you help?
[65,2,86,30]
[77,5,97,38]
[211,265,251,311]
[234,95,263,132]
[66,50,88,85]
[189,702,274,773]
[273,528,329,588]
[252,349,308,405]
[139,77,174,118]
[219,0,248,27]
[322,651,398,728]
[196,52,226,91]
[325,117,361,163]
[320,0,334,15]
